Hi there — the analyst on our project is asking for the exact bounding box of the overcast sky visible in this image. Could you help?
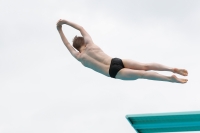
[1,0,200,133]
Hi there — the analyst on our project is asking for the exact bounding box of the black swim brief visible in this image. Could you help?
[109,58,125,78]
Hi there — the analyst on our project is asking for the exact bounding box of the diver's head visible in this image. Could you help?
[72,36,85,52]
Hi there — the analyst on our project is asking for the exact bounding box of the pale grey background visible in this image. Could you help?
[1,0,200,133]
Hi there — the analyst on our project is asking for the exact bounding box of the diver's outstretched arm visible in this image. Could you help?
[58,19,93,44]
[56,20,79,59]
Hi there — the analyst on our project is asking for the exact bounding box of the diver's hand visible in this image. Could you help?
[57,24,62,31]
[57,19,66,26]
[56,19,65,31]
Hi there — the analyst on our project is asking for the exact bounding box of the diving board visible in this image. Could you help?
[126,111,200,133]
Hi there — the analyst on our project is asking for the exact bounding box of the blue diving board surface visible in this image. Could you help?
[126,111,200,133]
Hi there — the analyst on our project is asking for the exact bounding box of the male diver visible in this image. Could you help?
[57,19,188,83]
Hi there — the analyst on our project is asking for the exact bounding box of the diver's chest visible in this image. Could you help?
[81,48,102,59]
[85,47,101,55]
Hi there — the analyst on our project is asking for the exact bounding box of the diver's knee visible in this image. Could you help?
[143,64,149,71]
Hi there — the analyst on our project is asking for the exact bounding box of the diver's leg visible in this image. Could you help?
[122,59,188,76]
[115,68,188,83]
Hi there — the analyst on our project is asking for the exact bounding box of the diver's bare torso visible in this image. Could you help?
[77,43,112,77]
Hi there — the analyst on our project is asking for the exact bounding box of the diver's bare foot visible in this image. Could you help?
[171,75,188,83]
[173,68,188,76]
